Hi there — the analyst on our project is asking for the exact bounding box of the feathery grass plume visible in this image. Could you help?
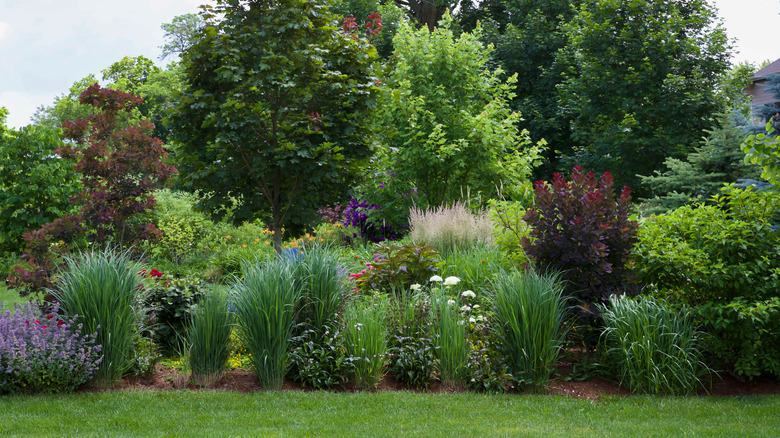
[344,296,388,389]
[52,248,141,387]
[429,290,468,388]
[490,269,567,389]
[598,295,709,395]
[232,257,300,390]
[408,201,492,257]
[189,291,233,387]
[291,244,348,338]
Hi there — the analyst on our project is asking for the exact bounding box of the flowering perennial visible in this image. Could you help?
[0,302,102,394]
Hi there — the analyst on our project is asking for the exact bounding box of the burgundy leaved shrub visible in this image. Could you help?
[521,166,638,305]
[9,84,177,294]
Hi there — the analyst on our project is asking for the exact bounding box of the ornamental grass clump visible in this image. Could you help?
[0,302,102,394]
[53,248,140,387]
[491,269,567,389]
[188,292,232,387]
[429,276,468,388]
[232,257,300,390]
[344,297,388,389]
[409,201,492,257]
[598,295,709,395]
[291,245,348,337]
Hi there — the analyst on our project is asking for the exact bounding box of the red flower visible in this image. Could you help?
[47,314,54,319]
[35,320,40,324]
[41,326,48,329]
[57,320,65,326]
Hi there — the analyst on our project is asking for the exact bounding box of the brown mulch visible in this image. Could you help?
[89,363,780,401]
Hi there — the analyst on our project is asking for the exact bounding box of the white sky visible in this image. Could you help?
[1,0,778,129]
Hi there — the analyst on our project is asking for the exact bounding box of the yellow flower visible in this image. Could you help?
[242,244,247,248]
[265,241,270,245]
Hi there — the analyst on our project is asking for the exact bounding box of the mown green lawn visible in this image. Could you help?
[1,391,777,437]
[0,283,27,309]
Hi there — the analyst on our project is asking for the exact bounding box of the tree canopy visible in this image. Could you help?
[171,0,380,251]
[556,0,731,194]
[380,14,544,207]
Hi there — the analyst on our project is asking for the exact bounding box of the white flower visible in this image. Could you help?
[355,323,363,331]
[444,276,461,286]
[469,317,476,324]
[447,299,456,306]
[460,304,471,312]
[461,290,476,299]
[429,275,443,282]
[472,304,480,309]
[476,315,485,322]
[410,283,422,291]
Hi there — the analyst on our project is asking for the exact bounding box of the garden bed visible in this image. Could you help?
[90,363,780,400]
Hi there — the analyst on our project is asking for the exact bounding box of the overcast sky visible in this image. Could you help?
[1,0,778,129]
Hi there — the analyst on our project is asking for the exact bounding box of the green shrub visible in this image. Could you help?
[408,201,492,257]
[53,248,142,387]
[598,295,709,395]
[633,185,780,304]
[692,297,780,380]
[145,189,213,265]
[632,186,780,379]
[201,221,275,282]
[490,269,567,389]
[232,257,300,390]
[288,326,353,390]
[143,272,207,354]
[487,198,531,268]
[344,296,388,389]
[351,243,441,294]
[0,125,81,253]
[188,292,232,386]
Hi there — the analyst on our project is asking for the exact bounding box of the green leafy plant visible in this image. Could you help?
[232,257,300,390]
[408,201,492,257]
[288,326,353,390]
[351,243,441,294]
[633,185,780,304]
[380,13,544,207]
[52,248,142,387]
[0,125,81,253]
[490,269,567,389]
[387,290,436,390]
[487,198,532,268]
[143,273,207,354]
[692,297,780,380]
[598,295,709,395]
[344,297,388,390]
[188,292,232,387]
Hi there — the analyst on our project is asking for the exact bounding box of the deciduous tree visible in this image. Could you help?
[171,0,380,252]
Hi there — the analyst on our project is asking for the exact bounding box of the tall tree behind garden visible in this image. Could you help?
[170,0,380,252]
[461,0,580,180]
[639,112,762,215]
[380,13,545,208]
[556,0,731,195]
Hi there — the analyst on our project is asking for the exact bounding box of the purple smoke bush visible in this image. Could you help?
[0,302,102,394]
